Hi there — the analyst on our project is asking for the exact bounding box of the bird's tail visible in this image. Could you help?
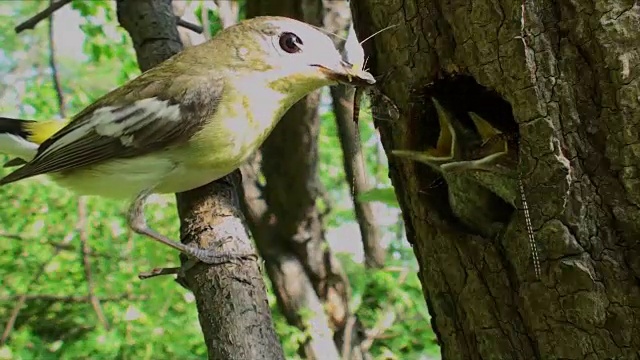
[0,117,67,167]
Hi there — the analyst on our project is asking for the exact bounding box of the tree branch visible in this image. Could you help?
[14,0,72,34]
[175,17,203,34]
[15,0,202,36]
[325,3,385,269]
[242,1,371,359]
[116,1,284,358]
[47,0,66,117]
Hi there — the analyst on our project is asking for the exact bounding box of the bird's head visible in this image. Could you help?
[208,16,376,95]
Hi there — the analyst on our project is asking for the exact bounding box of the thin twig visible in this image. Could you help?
[176,16,204,34]
[138,266,181,280]
[14,1,202,36]
[76,197,109,330]
[14,0,72,34]
[48,0,65,117]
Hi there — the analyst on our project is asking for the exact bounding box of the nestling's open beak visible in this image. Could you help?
[314,60,376,86]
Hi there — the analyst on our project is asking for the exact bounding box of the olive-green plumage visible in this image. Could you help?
[0,16,374,198]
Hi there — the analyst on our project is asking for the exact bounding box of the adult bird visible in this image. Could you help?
[0,16,375,266]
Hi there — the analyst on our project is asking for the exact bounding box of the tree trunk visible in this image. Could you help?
[325,0,386,270]
[116,1,284,359]
[241,1,369,359]
[350,0,640,359]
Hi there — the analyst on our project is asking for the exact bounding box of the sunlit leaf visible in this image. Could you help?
[357,187,398,206]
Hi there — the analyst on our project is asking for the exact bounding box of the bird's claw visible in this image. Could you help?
[137,245,258,282]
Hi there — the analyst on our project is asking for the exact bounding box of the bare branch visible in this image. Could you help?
[48,0,66,117]
[324,2,386,269]
[330,74,385,270]
[15,0,203,37]
[138,266,181,280]
[176,16,204,34]
[14,0,72,34]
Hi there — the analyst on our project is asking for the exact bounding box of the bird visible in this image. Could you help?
[0,16,375,266]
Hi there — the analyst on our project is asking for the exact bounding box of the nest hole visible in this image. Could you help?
[411,73,519,149]
[406,73,519,229]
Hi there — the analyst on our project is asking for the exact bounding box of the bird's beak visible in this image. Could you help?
[314,60,376,86]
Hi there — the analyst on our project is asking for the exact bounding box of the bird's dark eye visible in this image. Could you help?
[279,32,303,53]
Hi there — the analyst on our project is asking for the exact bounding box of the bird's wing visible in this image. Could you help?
[0,73,225,185]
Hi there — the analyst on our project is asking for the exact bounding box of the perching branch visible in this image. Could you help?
[116,1,284,359]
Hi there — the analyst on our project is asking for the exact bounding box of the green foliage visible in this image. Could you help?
[0,172,208,359]
[194,4,223,38]
[341,253,438,359]
[358,187,398,207]
[73,1,139,84]
[0,2,439,360]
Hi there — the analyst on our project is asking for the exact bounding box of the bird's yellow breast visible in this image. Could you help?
[183,75,290,170]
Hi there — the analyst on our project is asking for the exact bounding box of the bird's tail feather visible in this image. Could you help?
[0,117,39,166]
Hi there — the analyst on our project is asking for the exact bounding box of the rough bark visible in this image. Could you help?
[116,1,284,359]
[325,1,386,270]
[241,1,368,359]
[350,0,640,359]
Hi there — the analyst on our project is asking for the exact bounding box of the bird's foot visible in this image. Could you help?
[137,245,257,282]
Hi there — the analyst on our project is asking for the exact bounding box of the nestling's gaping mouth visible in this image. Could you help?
[313,60,376,86]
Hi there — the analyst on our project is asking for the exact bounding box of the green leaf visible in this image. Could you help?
[357,187,398,206]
